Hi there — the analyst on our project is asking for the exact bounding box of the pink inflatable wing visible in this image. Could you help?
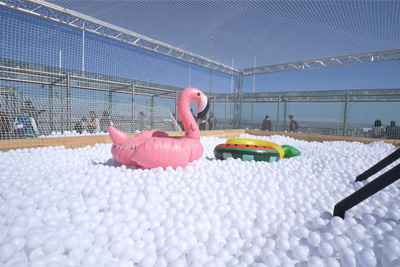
[109,87,209,169]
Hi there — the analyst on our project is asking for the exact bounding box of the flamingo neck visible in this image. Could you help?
[178,100,200,140]
[184,115,200,140]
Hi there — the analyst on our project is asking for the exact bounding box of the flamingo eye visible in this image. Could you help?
[196,92,201,97]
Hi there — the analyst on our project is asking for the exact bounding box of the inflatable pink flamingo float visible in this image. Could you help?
[108,87,209,169]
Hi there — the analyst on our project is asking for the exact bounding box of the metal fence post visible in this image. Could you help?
[277,95,281,131]
[224,96,227,129]
[66,74,71,129]
[131,84,135,133]
[175,90,178,119]
[283,100,287,131]
[49,85,53,132]
[343,92,349,136]
[233,74,243,129]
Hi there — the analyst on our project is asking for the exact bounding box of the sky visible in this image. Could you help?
[43,0,400,69]
[0,0,399,126]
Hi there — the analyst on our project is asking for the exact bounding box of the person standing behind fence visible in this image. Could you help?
[138,111,146,130]
[172,113,183,131]
[261,115,272,131]
[208,113,217,130]
[0,103,11,139]
[100,110,113,132]
[14,108,39,138]
[385,120,399,139]
[371,119,384,138]
[199,114,207,131]
[88,111,101,134]
[74,117,88,134]
[25,100,45,123]
[289,115,298,132]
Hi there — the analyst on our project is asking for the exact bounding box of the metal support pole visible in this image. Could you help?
[175,90,178,118]
[225,96,228,129]
[82,22,85,73]
[251,103,254,128]
[283,101,287,132]
[131,84,135,133]
[66,74,71,129]
[233,74,243,129]
[343,93,349,136]
[212,96,216,130]
[20,91,24,112]
[277,95,281,131]
[151,96,154,129]
[49,85,53,132]
[251,56,256,128]
[108,89,113,114]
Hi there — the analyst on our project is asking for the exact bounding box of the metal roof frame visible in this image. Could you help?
[241,50,400,76]
[0,0,239,76]
[213,89,400,103]
[3,0,399,78]
[0,59,181,98]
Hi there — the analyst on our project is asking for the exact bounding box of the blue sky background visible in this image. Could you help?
[43,0,400,68]
[1,1,399,127]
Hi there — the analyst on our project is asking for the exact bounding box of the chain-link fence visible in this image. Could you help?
[1,1,399,141]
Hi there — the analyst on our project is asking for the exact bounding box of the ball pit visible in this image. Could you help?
[0,133,399,266]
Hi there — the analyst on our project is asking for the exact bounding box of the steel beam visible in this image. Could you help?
[241,50,400,76]
[233,74,243,128]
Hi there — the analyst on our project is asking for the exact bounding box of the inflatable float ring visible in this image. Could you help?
[226,138,285,159]
[214,143,280,163]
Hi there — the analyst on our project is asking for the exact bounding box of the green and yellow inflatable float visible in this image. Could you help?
[214,138,300,163]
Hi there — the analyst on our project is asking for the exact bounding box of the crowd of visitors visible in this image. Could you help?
[372,119,399,139]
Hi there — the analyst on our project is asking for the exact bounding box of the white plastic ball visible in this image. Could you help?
[8,224,26,237]
[9,236,26,252]
[154,256,168,267]
[0,242,17,263]
[318,242,334,257]
[330,235,347,250]
[265,253,280,267]
[293,245,309,261]
[30,255,48,267]
[109,240,125,257]
[81,251,98,266]
[340,253,356,267]
[64,234,79,250]
[131,248,146,263]
[69,247,85,262]
[188,246,207,264]
[165,235,179,247]
[382,241,400,258]
[12,213,29,226]
[97,250,112,265]
[356,248,376,267]
[277,238,291,251]
[308,256,323,267]
[240,251,254,265]
[26,232,44,249]
[42,236,61,254]
[164,247,180,263]
[323,257,340,267]
[307,231,321,247]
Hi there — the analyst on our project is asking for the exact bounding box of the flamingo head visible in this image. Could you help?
[185,88,209,117]
[178,88,209,139]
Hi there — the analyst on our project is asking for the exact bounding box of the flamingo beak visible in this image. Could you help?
[197,95,209,119]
